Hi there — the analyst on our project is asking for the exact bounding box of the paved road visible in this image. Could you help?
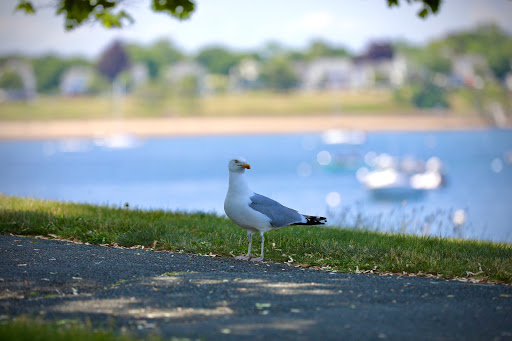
[1,235,511,340]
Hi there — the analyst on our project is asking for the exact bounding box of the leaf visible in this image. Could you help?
[95,10,134,29]
[152,0,195,20]
[387,0,441,18]
[425,0,441,13]
[418,8,429,18]
[387,0,399,7]
[15,1,35,14]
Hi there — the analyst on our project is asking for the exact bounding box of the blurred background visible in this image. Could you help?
[0,0,511,242]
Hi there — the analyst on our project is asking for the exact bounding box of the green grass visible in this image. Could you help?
[0,89,489,121]
[0,317,188,341]
[1,194,511,283]
[0,89,415,121]
[0,96,114,120]
[198,89,411,116]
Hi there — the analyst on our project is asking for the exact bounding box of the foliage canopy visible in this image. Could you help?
[97,41,130,82]
[15,0,440,30]
[15,0,195,30]
[196,47,243,75]
[387,0,441,18]
[126,39,184,79]
[0,71,24,90]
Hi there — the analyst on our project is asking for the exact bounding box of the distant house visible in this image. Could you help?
[0,59,37,101]
[60,66,93,95]
[353,56,408,88]
[353,42,406,88]
[350,62,376,89]
[300,57,354,90]
[296,42,407,91]
[388,54,408,88]
[358,42,394,61]
[129,62,149,88]
[228,59,261,92]
[166,61,207,94]
[451,54,490,88]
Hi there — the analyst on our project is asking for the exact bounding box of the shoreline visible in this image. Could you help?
[0,114,500,140]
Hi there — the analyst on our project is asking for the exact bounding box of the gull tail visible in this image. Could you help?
[293,215,327,226]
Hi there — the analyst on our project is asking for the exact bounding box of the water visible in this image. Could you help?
[1,130,511,243]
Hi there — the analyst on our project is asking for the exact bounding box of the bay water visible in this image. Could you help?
[1,129,511,242]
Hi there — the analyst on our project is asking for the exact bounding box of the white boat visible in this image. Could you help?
[357,155,445,200]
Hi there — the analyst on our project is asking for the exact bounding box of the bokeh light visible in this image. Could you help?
[325,192,341,207]
[317,150,332,166]
[297,162,313,177]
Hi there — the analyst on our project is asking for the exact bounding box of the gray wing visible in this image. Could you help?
[249,193,304,228]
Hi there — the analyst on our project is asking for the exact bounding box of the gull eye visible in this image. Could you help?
[234,160,238,163]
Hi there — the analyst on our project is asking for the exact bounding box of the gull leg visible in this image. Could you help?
[251,232,265,262]
[236,231,252,260]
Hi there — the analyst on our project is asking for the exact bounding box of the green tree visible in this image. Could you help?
[398,24,512,81]
[411,80,450,109]
[441,24,512,80]
[15,0,195,30]
[86,72,111,95]
[395,42,451,74]
[32,55,90,93]
[97,40,130,82]
[259,41,288,60]
[304,39,351,60]
[387,0,441,18]
[260,57,298,91]
[126,39,184,79]
[0,71,24,90]
[196,46,241,75]
[14,0,440,31]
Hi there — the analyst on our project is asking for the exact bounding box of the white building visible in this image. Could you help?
[298,55,406,91]
[60,66,93,95]
[129,62,149,88]
[300,57,354,90]
[228,59,261,92]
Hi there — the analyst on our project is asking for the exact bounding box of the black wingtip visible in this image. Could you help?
[293,215,327,226]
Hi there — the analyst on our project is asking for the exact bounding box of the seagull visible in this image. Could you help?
[224,157,326,262]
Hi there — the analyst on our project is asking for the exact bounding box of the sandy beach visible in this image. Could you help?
[0,114,497,140]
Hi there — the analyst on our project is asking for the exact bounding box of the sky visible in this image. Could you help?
[0,0,511,59]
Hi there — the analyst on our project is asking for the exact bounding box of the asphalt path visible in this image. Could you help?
[1,235,511,340]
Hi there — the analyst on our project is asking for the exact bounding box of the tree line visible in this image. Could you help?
[0,23,511,96]
[0,38,351,93]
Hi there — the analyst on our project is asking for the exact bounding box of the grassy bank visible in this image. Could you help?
[0,317,163,341]
[1,195,511,283]
[0,89,462,121]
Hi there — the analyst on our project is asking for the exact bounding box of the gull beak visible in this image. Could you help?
[240,163,251,169]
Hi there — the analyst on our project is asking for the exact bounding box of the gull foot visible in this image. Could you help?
[235,255,251,260]
[250,256,264,262]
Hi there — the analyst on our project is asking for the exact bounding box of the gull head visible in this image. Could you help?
[228,157,251,173]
